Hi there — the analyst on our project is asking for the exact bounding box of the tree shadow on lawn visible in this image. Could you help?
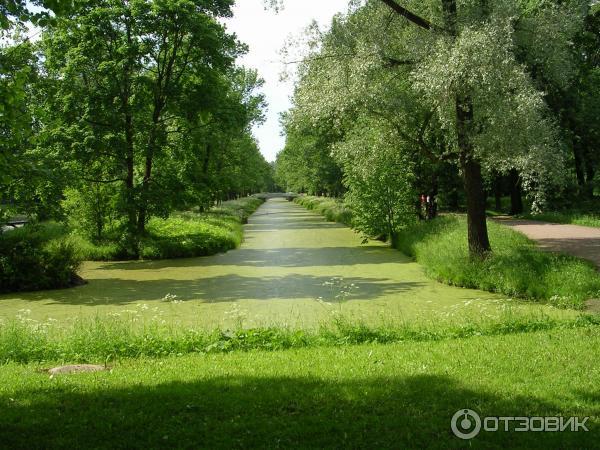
[1,373,595,449]
[21,274,426,306]
[96,246,412,271]
[532,237,600,269]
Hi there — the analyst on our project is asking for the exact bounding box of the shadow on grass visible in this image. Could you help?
[20,274,425,306]
[1,374,595,448]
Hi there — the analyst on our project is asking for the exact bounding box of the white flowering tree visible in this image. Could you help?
[287,0,588,258]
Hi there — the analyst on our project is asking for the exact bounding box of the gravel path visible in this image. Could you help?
[494,217,600,269]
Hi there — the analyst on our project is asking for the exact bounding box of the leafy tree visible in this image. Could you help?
[276,111,344,196]
[0,38,38,224]
[333,116,415,243]
[39,0,241,254]
[285,0,584,258]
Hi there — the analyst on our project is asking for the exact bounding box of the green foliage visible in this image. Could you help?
[396,215,600,308]
[61,185,120,241]
[275,111,344,196]
[0,224,82,293]
[294,196,353,225]
[334,117,417,241]
[31,0,268,248]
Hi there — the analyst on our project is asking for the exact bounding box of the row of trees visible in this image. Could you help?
[276,0,599,257]
[1,0,274,252]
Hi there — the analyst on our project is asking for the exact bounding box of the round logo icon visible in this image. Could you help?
[451,409,482,440]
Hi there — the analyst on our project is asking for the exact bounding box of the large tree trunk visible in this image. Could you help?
[121,15,140,257]
[446,0,491,258]
[137,103,162,233]
[584,147,596,198]
[124,113,136,233]
[494,174,502,212]
[509,169,523,215]
[573,143,586,188]
[461,155,491,257]
[137,160,151,233]
[456,95,491,258]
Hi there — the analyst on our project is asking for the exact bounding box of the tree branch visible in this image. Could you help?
[379,0,442,31]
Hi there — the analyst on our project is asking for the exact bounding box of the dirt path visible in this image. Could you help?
[494,217,600,269]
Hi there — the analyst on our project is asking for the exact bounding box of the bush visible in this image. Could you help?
[61,185,120,241]
[0,223,82,293]
[396,215,600,308]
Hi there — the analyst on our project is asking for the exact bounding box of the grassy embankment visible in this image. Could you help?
[1,326,598,448]
[295,196,600,309]
[72,197,265,260]
[294,195,353,225]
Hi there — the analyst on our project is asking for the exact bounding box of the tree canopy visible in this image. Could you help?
[276,0,597,257]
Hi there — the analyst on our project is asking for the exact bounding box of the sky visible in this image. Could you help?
[224,0,349,162]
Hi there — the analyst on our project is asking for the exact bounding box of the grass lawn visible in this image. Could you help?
[521,210,600,228]
[1,326,598,448]
[396,215,600,309]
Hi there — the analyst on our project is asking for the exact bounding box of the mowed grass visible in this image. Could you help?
[396,216,600,309]
[521,210,600,228]
[1,326,598,448]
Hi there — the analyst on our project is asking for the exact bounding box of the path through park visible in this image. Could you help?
[494,218,600,269]
[0,199,573,326]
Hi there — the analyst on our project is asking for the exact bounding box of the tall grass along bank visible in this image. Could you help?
[396,215,600,308]
[0,312,598,364]
[294,196,353,225]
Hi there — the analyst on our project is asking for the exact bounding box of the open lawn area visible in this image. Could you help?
[1,327,598,448]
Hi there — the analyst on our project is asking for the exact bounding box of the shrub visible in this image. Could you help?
[61,185,120,241]
[0,223,82,293]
